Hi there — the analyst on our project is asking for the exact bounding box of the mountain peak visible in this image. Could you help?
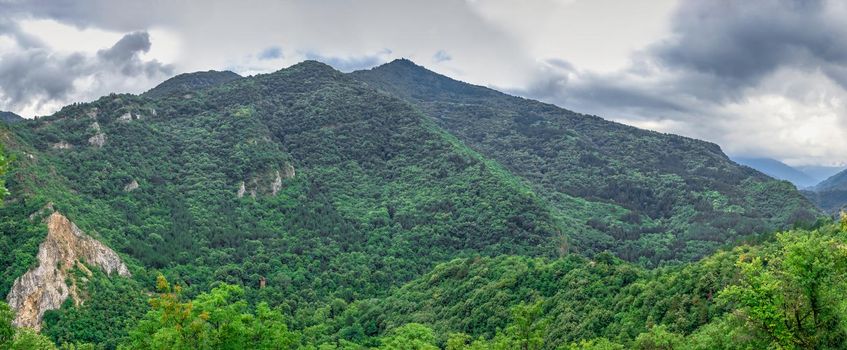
[144,70,242,98]
[0,111,24,124]
[286,60,341,74]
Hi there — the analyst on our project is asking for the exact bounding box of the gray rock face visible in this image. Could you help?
[117,112,133,122]
[50,141,73,150]
[124,179,139,192]
[6,212,130,330]
[88,133,106,148]
[271,171,283,196]
[237,181,247,198]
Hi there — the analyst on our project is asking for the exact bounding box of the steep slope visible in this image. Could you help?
[804,168,847,212]
[814,168,847,192]
[733,157,816,188]
[2,60,577,325]
[141,70,242,99]
[6,211,130,330]
[312,220,846,349]
[352,59,820,263]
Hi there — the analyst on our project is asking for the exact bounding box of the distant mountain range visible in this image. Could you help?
[803,167,847,212]
[732,157,819,188]
[730,157,847,211]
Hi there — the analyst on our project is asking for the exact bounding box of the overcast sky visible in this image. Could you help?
[1,0,846,166]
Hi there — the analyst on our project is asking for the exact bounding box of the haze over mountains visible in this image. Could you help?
[0,59,840,349]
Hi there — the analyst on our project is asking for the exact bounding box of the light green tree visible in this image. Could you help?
[378,323,438,350]
[1,302,57,350]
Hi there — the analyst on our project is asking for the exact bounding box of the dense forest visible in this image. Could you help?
[0,60,837,349]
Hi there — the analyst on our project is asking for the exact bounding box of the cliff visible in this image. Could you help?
[5,212,130,330]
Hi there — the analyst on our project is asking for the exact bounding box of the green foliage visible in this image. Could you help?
[0,60,836,350]
[122,275,299,350]
[142,71,241,99]
[566,338,625,350]
[719,226,847,348]
[378,323,438,350]
[632,325,683,350]
[353,59,820,265]
[0,302,57,350]
[42,269,148,349]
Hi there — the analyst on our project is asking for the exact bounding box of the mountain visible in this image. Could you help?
[803,168,847,212]
[0,111,23,124]
[732,157,816,188]
[352,59,819,262]
[0,59,826,348]
[814,168,847,192]
[1,61,580,343]
[141,70,242,99]
[797,164,845,184]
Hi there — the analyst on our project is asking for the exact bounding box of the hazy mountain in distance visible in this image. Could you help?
[799,165,847,212]
[797,165,845,184]
[733,157,817,188]
[0,111,23,124]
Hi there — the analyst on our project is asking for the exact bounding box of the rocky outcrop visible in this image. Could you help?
[237,181,247,198]
[117,112,133,122]
[271,171,283,196]
[50,141,73,150]
[238,163,296,198]
[88,122,106,148]
[6,212,130,330]
[124,180,139,192]
[282,163,295,179]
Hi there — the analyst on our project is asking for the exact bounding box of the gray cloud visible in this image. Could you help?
[0,30,172,115]
[304,49,392,72]
[97,31,171,77]
[515,0,847,164]
[654,0,847,97]
[258,46,283,60]
[433,50,451,63]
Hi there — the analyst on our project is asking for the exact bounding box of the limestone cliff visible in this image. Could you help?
[5,212,130,330]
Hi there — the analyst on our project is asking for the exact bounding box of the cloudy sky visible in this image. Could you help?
[1,0,846,166]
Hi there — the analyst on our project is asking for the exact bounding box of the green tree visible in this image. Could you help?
[566,338,625,350]
[506,302,545,350]
[0,302,56,350]
[122,275,299,350]
[378,323,438,350]
[720,229,847,348]
[632,325,683,350]
[0,302,15,348]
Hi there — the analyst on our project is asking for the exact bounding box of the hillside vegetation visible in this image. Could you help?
[0,60,831,349]
[353,60,819,263]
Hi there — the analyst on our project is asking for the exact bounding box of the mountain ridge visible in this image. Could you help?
[0,59,826,347]
[352,58,820,262]
[732,157,817,188]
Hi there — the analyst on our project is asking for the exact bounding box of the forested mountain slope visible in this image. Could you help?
[141,70,242,99]
[2,61,588,344]
[353,59,819,263]
[0,59,832,349]
[803,167,847,213]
